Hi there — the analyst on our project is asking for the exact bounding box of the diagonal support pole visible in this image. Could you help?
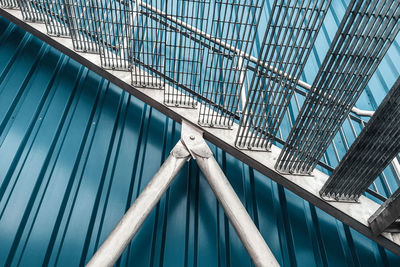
[86,141,191,267]
[87,122,279,267]
[368,187,400,236]
[181,122,279,267]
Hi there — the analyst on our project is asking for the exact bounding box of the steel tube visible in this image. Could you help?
[86,141,190,267]
[195,156,279,267]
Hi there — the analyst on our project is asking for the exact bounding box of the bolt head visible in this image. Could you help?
[190,135,195,140]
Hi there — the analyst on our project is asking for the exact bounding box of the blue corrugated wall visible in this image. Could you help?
[0,10,400,267]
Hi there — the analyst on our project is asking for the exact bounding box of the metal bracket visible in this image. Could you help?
[87,121,279,267]
[171,140,191,159]
[181,121,212,159]
[369,187,400,236]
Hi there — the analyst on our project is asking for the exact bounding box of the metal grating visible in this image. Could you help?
[16,0,45,22]
[235,0,331,151]
[0,0,17,8]
[4,1,400,260]
[41,0,70,37]
[64,0,99,53]
[198,0,264,128]
[276,0,400,175]
[320,77,400,202]
[164,0,209,108]
[129,0,166,88]
[91,0,132,70]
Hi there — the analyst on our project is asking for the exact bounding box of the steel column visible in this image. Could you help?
[87,124,280,267]
[196,155,279,267]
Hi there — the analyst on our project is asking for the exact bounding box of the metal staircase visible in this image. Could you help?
[2,0,400,265]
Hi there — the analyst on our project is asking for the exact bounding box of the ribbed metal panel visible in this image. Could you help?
[1,17,400,266]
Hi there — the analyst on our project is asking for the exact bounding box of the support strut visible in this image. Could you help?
[181,122,279,267]
[87,141,191,267]
[87,122,279,267]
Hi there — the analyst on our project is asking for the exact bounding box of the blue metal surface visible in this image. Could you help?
[1,10,400,267]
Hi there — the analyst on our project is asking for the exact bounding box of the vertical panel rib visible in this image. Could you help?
[198,0,264,128]
[164,0,209,108]
[320,77,400,201]
[276,0,400,174]
[235,0,331,151]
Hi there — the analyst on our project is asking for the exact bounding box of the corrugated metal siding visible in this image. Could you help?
[0,14,400,267]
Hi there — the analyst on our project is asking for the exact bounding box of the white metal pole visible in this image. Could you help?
[180,121,280,267]
[86,141,190,267]
[179,122,279,267]
[196,155,280,267]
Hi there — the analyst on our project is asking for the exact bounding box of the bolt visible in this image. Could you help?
[190,135,195,140]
